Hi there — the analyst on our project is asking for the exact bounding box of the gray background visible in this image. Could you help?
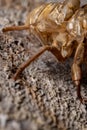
[0,0,87,130]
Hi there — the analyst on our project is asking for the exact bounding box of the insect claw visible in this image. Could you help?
[81,97,87,104]
[75,80,80,87]
[79,97,84,104]
[76,84,87,104]
[12,74,18,81]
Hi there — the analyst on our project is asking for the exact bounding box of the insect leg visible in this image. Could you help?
[13,43,66,81]
[71,63,82,102]
[49,46,65,62]
[71,43,87,103]
[2,25,29,32]
[13,46,51,80]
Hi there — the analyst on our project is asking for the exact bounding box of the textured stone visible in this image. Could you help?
[0,0,87,130]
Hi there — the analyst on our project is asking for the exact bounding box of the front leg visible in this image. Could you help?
[71,63,82,101]
[71,42,87,103]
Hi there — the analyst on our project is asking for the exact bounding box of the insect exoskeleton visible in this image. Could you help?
[61,4,87,59]
[25,0,80,43]
[2,0,87,103]
[3,0,80,44]
[67,4,87,41]
[64,4,87,103]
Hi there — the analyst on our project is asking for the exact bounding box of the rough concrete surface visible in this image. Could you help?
[0,0,87,130]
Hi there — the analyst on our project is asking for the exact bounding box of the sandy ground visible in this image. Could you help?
[0,0,87,130]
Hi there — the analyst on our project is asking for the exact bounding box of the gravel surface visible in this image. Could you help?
[0,0,87,130]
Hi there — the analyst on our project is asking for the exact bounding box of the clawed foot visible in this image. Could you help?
[79,96,87,104]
